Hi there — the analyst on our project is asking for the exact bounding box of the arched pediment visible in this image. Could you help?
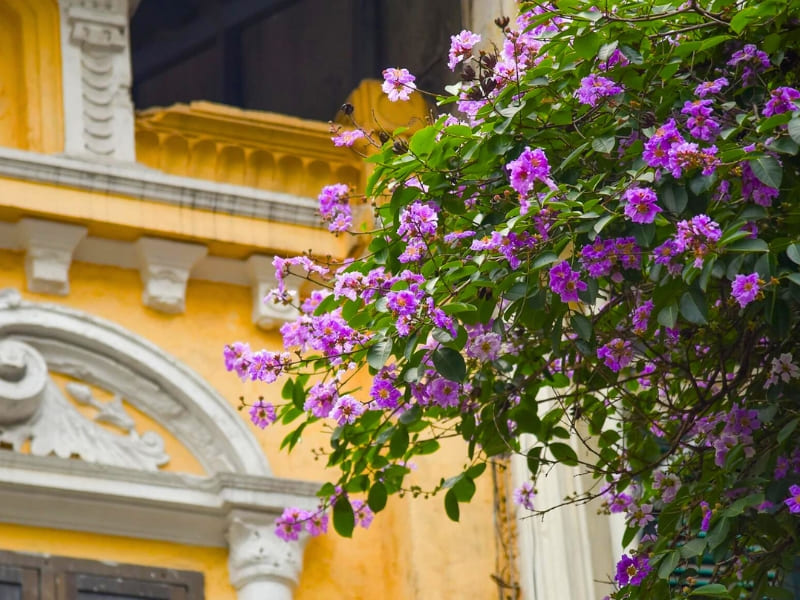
[0,288,270,476]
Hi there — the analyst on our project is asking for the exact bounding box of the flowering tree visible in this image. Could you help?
[226,1,800,597]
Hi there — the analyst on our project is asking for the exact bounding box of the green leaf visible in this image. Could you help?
[573,32,602,59]
[389,427,409,458]
[706,518,730,550]
[778,418,799,444]
[367,337,393,370]
[453,476,477,502]
[788,118,800,144]
[591,136,615,153]
[786,243,800,265]
[598,40,619,61]
[679,537,707,559]
[368,481,388,512]
[408,126,437,157]
[444,488,460,521]
[333,496,355,537]
[748,154,782,189]
[433,347,467,382]
[657,303,679,328]
[727,238,769,253]
[660,184,687,215]
[571,313,592,341]
[680,289,708,324]
[788,273,800,287]
[689,584,732,598]
[657,550,680,579]
[533,253,559,270]
[549,442,578,466]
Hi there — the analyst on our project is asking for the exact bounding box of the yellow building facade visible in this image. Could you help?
[0,1,505,599]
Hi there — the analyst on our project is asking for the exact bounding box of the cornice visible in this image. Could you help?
[0,146,323,228]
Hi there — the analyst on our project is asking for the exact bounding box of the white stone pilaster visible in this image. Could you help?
[246,255,300,330]
[136,237,207,314]
[227,510,307,600]
[18,218,88,296]
[59,0,136,161]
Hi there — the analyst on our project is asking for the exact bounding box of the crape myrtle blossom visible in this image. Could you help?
[513,481,536,511]
[741,161,780,206]
[765,353,800,388]
[381,67,416,101]
[700,501,713,532]
[694,77,729,97]
[574,74,624,107]
[727,44,771,85]
[506,146,555,198]
[331,129,365,147]
[626,501,655,528]
[597,338,634,372]
[318,183,352,233]
[549,261,587,303]
[666,142,719,179]
[643,119,685,169]
[615,554,651,587]
[763,86,800,117]
[681,99,720,141]
[622,186,662,224]
[249,398,277,429]
[579,237,641,280]
[731,273,761,308]
[448,30,481,70]
[653,470,681,503]
[330,394,365,426]
[784,486,800,514]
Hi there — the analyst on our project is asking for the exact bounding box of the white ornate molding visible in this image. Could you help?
[227,510,308,600]
[246,255,300,330]
[18,218,87,296]
[137,237,208,314]
[0,288,269,475]
[0,339,168,471]
[59,0,136,161]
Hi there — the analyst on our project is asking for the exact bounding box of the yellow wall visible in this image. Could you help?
[0,250,497,599]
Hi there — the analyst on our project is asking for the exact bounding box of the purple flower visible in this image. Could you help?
[681,99,720,141]
[304,381,338,418]
[448,30,481,70]
[642,119,684,169]
[386,289,420,317]
[615,554,651,586]
[331,129,365,147]
[305,511,329,536]
[727,44,770,85]
[398,202,439,240]
[574,74,624,107]
[622,187,662,223]
[549,261,587,303]
[597,49,630,71]
[632,300,654,335]
[330,394,365,425]
[785,485,800,514]
[626,502,655,528]
[429,377,461,408]
[700,501,712,532]
[370,368,402,410]
[506,146,554,197]
[667,142,719,178]
[513,481,536,511]
[247,350,292,383]
[275,507,308,541]
[763,87,800,117]
[731,273,761,308]
[466,330,503,361]
[597,338,634,372]
[351,499,375,528]
[653,470,681,503]
[318,183,352,233]
[694,77,729,98]
[249,399,277,429]
[224,341,251,380]
[382,67,416,101]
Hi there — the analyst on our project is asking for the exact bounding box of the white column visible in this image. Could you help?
[59,0,136,161]
[227,510,307,600]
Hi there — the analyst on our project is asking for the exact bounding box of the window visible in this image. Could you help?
[0,551,203,600]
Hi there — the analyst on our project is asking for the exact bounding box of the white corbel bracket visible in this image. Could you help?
[18,218,88,296]
[246,255,299,330]
[227,510,308,600]
[136,237,207,314]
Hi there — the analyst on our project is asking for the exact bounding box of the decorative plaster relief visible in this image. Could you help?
[0,339,169,471]
[60,0,135,160]
[246,255,300,330]
[227,510,307,600]
[0,288,271,476]
[18,218,87,296]
[136,237,207,314]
